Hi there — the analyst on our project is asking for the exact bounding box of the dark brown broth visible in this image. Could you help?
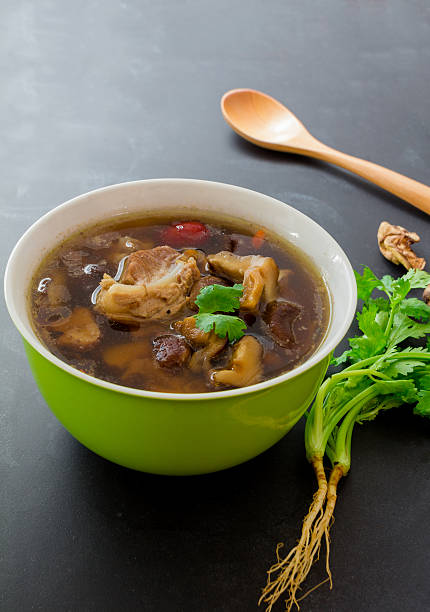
[29,216,330,393]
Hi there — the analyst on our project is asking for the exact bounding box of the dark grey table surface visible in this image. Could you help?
[1,2,429,611]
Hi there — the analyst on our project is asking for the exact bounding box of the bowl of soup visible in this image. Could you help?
[4,179,356,475]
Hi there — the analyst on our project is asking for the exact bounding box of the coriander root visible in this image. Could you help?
[310,464,344,589]
[258,457,328,612]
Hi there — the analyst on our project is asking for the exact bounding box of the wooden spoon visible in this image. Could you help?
[221,88,430,215]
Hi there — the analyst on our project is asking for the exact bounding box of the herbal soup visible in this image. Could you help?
[29,216,330,393]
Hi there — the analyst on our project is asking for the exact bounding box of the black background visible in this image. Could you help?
[1,2,429,611]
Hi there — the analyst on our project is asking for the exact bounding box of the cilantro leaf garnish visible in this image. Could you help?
[195,313,247,342]
[193,283,246,342]
[195,283,243,313]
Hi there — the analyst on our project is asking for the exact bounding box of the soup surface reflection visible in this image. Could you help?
[30,216,329,393]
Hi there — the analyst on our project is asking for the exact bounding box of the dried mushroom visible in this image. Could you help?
[377,221,426,270]
[173,316,227,371]
[103,341,151,369]
[52,306,101,351]
[152,335,191,368]
[263,300,302,348]
[181,248,208,273]
[210,335,263,388]
[109,236,154,265]
[207,251,279,310]
[103,341,152,384]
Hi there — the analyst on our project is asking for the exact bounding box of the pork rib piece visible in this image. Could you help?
[96,246,200,324]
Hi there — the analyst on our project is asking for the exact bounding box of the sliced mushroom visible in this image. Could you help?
[103,341,151,369]
[84,231,119,250]
[377,221,426,270]
[102,341,154,385]
[121,358,154,385]
[187,275,228,311]
[60,250,90,278]
[182,248,208,273]
[47,283,71,306]
[207,251,279,310]
[37,305,73,327]
[52,306,101,351]
[263,300,302,348]
[173,316,227,371]
[41,270,71,307]
[71,358,98,377]
[210,336,263,388]
[423,284,430,305]
[277,269,293,294]
[109,236,155,265]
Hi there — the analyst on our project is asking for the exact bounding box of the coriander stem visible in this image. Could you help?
[333,386,378,463]
[384,305,396,339]
[306,371,380,459]
[307,349,430,461]
[322,387,373,450]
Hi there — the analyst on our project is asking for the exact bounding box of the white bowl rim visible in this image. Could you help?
[4,178,357,402]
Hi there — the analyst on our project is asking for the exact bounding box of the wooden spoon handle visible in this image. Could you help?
[304,142,430,215]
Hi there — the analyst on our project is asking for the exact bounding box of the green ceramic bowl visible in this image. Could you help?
[4,179,356,475]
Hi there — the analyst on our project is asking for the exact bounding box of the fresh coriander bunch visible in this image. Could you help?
[260,267,430,612]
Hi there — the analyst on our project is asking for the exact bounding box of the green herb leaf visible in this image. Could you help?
[381,359,426,379]
[401,268,430,289]
[330,350,352,367]
[363,379,418,408]
[344,302,387,362]
[414,391,430,417]
[379,274,394,296]
[354,267,381,303]
[388,313,430,348]
[193,283,247,342]
[413,369,430,417]
[399,298,430,322]
[195,313,246,342]
[195,283,243,313]
[368,297,391,312]
[390,277,411,306]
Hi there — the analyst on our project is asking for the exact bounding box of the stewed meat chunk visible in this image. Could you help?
[95,246,200,324]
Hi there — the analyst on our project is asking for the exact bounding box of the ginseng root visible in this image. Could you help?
[258,456,328,612]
